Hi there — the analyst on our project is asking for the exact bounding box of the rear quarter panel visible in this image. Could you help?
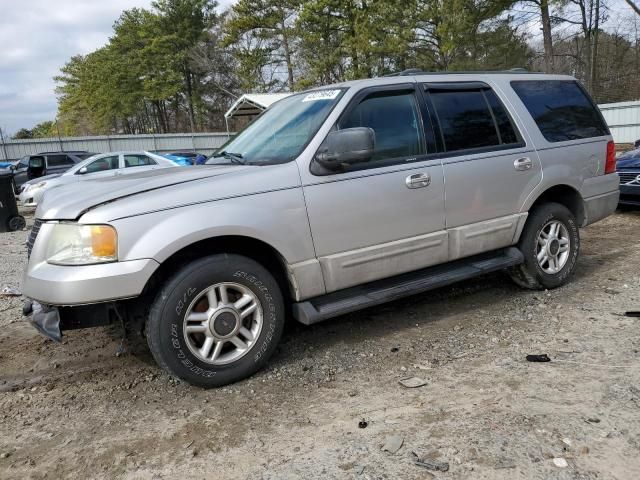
[493,75,614,211]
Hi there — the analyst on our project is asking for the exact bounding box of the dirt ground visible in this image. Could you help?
[1,207,639,480]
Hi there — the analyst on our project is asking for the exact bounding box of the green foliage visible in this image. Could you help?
[12,121,57,139]
[56,1,219,135]
[224,0,301,91]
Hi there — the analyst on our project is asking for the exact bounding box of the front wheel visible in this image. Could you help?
[508,202,580,290]
[146,254,285,388]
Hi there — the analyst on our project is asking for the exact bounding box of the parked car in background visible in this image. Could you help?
[19,151,178,207]
[22,71,619,388]
[160,151,205,166]
[12,151,96,192]
[617,148,640,206]
[1,161,16,170]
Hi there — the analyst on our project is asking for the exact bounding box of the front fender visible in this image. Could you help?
[111,187,315,266]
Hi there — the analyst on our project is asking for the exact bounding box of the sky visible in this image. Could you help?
[0,0,234,136]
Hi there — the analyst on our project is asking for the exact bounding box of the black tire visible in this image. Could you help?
[146,254,285,388]
[7,215,26,231]
[508,202,580,290]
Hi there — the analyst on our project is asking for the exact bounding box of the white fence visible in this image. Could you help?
[598,100,640,145]
[1,101,637,160]
[0,132,232,161]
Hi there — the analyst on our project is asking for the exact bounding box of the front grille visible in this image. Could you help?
[26,219,43,258]
[619,172,640,185]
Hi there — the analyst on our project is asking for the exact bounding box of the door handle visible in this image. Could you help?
[513,157,532,171]
[406,173,431,189]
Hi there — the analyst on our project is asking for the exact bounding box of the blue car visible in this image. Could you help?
[160,152,206,166]
[617,148,640,206]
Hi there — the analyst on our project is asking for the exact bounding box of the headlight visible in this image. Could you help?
[24,181,46,192]
[46,224,118,265]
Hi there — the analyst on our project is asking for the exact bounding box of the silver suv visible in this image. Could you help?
[22,71,619,387]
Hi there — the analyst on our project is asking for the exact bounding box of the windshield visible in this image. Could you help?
[208,89,345,166]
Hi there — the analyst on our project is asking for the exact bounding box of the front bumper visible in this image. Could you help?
[22,258,159,305]
[18,187,41,207]
[24,300,63,341]
[23,300,115,341]
[619,184,640,205]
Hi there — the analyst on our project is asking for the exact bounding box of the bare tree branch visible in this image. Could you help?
[624,0,640,16]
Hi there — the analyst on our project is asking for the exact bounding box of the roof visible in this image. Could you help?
[224,93,292,119]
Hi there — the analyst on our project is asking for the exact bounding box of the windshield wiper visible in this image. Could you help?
[211,151,245,165]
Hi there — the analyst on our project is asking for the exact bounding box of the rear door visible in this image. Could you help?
[424,82,541,260]
[302,84,447,292]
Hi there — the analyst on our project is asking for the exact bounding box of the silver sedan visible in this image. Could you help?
[19,151,179,207]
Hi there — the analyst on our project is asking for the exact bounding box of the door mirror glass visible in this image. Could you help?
[315,127,375,170]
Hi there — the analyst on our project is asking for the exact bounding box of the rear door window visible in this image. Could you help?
[427,87,521,153]
[124,154,156,167]
[338,90,424,165]
[511,80,609,142]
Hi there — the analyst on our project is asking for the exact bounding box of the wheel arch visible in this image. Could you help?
[525,184,585,226]
[140,235,295,304]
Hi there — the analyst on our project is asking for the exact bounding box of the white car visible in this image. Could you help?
[19,151,178,207]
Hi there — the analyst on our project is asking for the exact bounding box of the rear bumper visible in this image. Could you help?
[583,190,619,226]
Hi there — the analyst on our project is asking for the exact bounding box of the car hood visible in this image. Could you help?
[24,173,63,185]
[617,154,640,169]
[36,165,254,220]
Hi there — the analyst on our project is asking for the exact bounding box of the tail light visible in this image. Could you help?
[605,140,616,174]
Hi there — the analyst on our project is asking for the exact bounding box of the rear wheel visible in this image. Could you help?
[7,215,26,231]
[146,254,285,388]
[508,202,580,290]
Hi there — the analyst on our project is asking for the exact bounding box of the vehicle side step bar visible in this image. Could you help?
[292,247,524,325]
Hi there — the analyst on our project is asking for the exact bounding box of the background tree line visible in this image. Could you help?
[21,0,640,138]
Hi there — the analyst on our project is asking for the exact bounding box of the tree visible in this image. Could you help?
[12,128,33,139]
[624,0,640,16]
[225,0,300,91]
[296,0,414,85]
[413,0,528,71]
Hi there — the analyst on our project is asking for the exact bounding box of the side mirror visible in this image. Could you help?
[78,167,88,174]
[315,127,375,170]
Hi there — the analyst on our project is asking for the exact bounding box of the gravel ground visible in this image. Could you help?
[1,207,639,480]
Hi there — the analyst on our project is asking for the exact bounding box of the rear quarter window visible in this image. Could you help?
[47,154,75,167]
[511,80,609,142]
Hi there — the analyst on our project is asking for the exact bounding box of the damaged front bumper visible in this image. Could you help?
[23,300,63,342]
[23,299,115,342]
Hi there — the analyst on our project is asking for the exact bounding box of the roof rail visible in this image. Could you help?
[383,67,535,77]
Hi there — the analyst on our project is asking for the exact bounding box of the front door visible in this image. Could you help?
[302,85,447,292]
[78,154,121,180]
[423,82,542,259]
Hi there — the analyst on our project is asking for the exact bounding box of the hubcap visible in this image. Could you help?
[536,220,570,274]
[183,282,263,365]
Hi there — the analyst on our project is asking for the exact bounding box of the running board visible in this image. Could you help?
[292,247,523,325]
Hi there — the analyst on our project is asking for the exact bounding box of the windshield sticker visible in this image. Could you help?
[302,90,341,102]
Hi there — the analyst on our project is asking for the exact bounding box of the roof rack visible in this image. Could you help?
[384,67,534,77]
